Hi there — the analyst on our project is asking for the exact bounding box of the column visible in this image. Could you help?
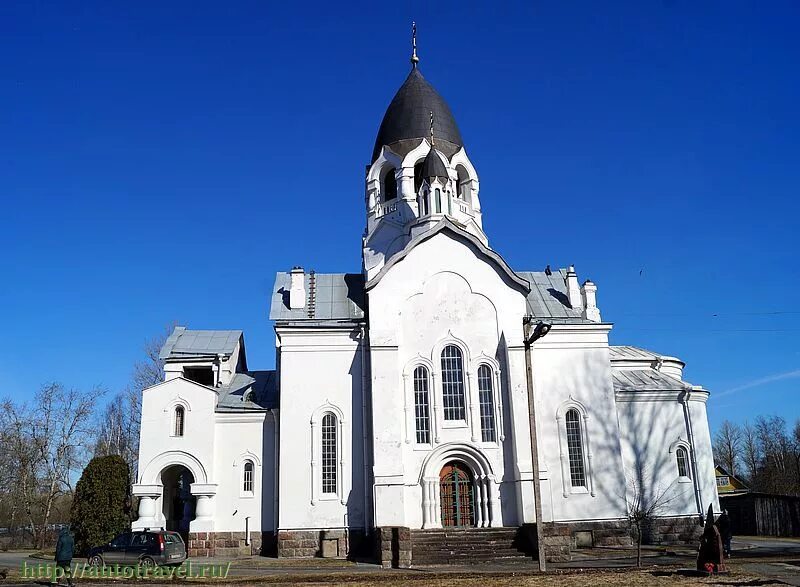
[190,483,218,532]
[487,477,500,528]
[131,485,162,530]
[473,479,484,528]
[480,478,490,528]
[467,372,479,443]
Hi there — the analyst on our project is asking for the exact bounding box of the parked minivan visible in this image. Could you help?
[87,529,186,567]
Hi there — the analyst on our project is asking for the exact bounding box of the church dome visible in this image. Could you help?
[420,147,449,181]
[372,67,463,163]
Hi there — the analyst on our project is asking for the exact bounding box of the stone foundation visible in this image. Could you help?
[187,531,272,557]
[376,527,411,568]
[539,516,703,562]
[276,529,369,559]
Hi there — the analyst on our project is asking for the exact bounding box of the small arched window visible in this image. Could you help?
[676,447,690,478]
[418,189,429,216]
[243,460,254,493]
[383,167,397,201]
[434,189,442,214]
[446,191,452,215]
[565,409,585,487]
[477,365,496,442]
[321,413,337,494]
[174,406,185,437]
[413,366,431,444]
[441,345,466,421]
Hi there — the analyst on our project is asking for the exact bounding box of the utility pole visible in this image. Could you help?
[523,317,551,571]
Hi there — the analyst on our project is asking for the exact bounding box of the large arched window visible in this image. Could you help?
[174,406,185,437]
[477,365,496,442]
[383,167,397,201]
[243,460,254,493]
[413,366,431,444]
[441,345,466,421]
[321,413,338,494]
[565,409,585,487]
[676,446,690,478]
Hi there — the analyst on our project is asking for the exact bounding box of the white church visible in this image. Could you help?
[132,37,719,565]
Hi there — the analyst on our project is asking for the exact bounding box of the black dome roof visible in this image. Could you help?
[372,68,463,163]
[420,148,449,181]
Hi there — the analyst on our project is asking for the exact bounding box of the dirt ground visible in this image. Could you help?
[177,564,782,586]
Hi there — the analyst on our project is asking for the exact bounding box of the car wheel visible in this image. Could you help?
[139,556,156,569]
[88,555,103,567]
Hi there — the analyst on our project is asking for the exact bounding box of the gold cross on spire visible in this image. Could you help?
[411,21,419,67]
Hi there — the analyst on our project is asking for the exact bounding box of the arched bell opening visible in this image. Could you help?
[160,465,196,541]
[439,461,476,528]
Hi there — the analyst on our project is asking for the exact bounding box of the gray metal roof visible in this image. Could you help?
[609,346,661,361]
[372,67,463,163]
[216,370,278,411]
[518,269,588,321]
[421,148,449,180]
[612,369,686,392]
[269,272,366,322]
[160,327,243,360]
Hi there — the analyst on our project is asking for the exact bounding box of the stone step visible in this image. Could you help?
[409,527,533,566]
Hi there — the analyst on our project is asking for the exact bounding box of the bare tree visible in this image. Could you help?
[740,421,761,485]
[624,466,677,567]
[94,326,170,480]
[713,420,742,477]
[0,384,98,548]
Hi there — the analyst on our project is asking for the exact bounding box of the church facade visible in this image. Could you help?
[132,46,719,564]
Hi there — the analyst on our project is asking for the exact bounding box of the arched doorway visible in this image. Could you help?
[439,461,475,527]
[160,465,195,539]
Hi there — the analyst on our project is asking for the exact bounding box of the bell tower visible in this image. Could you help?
[363,24,485,280]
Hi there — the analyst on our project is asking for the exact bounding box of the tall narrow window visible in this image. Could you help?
[413,366,431,444]
[243,460,254,493]
[477,365,496,442]
[441,345,466,421]
[321,413,337,494]
[174,406,185,437]
[447,191,452,215]
[383,168,397,201]
[418,190,429,216]
[676,447,690,478]
[565,409,585,487]
[434,189,442,213]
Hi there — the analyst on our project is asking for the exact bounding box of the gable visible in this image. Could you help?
[365,218,530,294]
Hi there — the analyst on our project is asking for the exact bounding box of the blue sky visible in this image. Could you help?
[1,1,798,435]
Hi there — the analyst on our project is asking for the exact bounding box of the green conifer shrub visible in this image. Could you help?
[70,455,131,555]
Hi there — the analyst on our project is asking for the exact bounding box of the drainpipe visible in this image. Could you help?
[679,389,703,515]
[245,516,250,546]
[360,324,372,538]
[523,318,552,572]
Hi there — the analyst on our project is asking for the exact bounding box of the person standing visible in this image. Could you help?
[716,509,733,557]
[54,526,75,586]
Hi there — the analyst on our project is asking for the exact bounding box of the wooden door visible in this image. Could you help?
[440,462,475,527]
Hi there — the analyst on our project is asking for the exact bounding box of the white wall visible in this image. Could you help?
[275,326,367,531]
[212,411,276,534]
[367,231,529,528]
[616,390,717,518]
[532,326,629,523]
